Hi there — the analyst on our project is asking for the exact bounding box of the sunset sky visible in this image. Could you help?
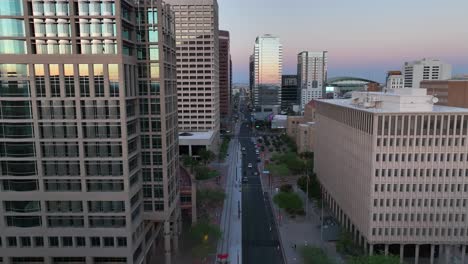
[218,0,468,83]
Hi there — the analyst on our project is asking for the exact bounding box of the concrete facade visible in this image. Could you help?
[315,89,468,263]
[296,122,315,153]
[0,1,180,263]
[219,30,231,119]
[167,0,220,149]
[404,58,452,89]
[298,51,327,110]
[386,71,404,89]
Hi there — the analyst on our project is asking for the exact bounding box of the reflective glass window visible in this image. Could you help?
[0,0,23,16]
[0,64,28,78]
[149,46,159,60]
[150,63,159,79]
[0,19,25,37]
[148,30,158,42]
[0,40,26,54]
[108,64,119,97]
[147,9,158,24]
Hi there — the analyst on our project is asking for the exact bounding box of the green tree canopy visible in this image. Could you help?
[198,149,216,165]
[273,192,303,211]
[189,221,222,259]
[299,246,335,264]
[198,188,225,208]
[266,163,290,178]
[182,155,199,173]
[348,255,400,264]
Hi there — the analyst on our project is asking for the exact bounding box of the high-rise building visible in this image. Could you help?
[315,88,468,263]
[219,30,231,120]
[421,79,468,107]
[0,1,180,263]
[386,71,404,89]
[297,51,327,109]
[403,58,452,88]
[167,0,220,152]
[252,34,282,119]
[249,54,254,102]
[281,75,299,112]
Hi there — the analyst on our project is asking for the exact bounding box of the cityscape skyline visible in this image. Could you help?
[218,0,468,83]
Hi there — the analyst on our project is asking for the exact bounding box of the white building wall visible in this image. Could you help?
[404,58,452,89]
[298,51,327,110]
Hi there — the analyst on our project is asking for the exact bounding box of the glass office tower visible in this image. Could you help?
[252,34,282,119]
[0,1,180,263]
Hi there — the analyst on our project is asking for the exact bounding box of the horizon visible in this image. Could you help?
[218,0,468,83]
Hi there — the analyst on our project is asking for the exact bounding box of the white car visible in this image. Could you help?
[248,163,252,168]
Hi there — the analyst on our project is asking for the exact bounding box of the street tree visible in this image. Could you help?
[182,155,199,174]
[348,255,400,264]
[198,149,216,165]
[299,246,335,264]
[189,220,222,259]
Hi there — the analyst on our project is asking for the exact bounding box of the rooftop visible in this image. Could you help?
[317,89,468,114]
[179,131,215,140]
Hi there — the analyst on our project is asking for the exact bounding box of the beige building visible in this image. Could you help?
[296,122,315,153]
[287,100,316,153]
[0,1,180,263]
[167,0,220,152]
[421,79,468,108]
[315,89,468,263]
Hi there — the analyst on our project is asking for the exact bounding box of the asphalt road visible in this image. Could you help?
[241,112,284,264]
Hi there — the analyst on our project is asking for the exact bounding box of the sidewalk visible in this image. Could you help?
[257,143,344,264]
[276,187,344,264]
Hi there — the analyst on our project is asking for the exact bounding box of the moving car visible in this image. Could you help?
[248,163,252,168]
[253,172,259,176]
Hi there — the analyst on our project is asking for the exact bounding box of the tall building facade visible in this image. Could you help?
[403,58,452,88]
[252,34,282,119]
[0,1,180,263]
[168,0,220,149]
[297,51,327,109]
[386,71,404,89]
[219,30,231,120]
[316,89,468,263]
[281,75,299,112]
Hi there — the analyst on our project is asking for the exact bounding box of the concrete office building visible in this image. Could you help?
[219,30,231,120]
[421,79,468,108]
[386,71,404,89]
[281,75,299,112]
[168,0,220,152]
[316,89,468,264]
[404,58,452,88]
[252,34,282,119]
[0,1,180,263]
[298,51,327,109]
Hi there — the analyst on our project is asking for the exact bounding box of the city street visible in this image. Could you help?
[240,111,284,264]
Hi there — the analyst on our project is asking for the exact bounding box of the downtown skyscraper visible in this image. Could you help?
[0,1,180,263]
[297,51,327,110]
[166,0,220,151]
[251,34,282,119]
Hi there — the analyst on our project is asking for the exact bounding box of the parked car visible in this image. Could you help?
[248,163,252,168]
[242,177,248,183]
